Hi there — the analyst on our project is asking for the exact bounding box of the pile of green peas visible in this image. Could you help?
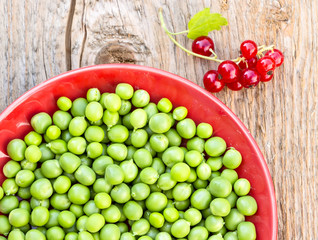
[0,83,258,240]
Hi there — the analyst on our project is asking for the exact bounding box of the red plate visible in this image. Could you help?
[0,64,277,239]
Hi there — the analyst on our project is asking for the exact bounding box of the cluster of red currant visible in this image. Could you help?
[192,37,284,92]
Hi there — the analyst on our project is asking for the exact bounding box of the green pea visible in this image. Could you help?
[171,219,191,238]
[20,159,36,171]
[3,160,21,178]
[38,143,54,162]
[86,213,105,233]
[226,191,238,208]
[149,113,171,134]
[120,159,138,183]
[121,232,136,240]
[205,137,227,157]
[157,98,172,113]
[140,167,159,185]
[8,229,25,240]
[236,196,258,216]
[0,215,11,235]
[46,125,61,140]
[76,215,88,232]
[176,118,196,139]
[133,148,153,169]
[46,139,68,154]
[30,178,53,200]
[7,139,26,161]
[171,162,190,182]
[8,208,30,227]
[207,157,223,171]
[149,133,169,152]
[130,183,150,201]
[84,126,105,142]
[185,150,203,167]
[67,137,87,155]
[224,208,245,231]
[172,183,192,201]
[188,226,209,240]
[224,232,238,240]
[93,178,112,194]
[197,162,212,180]
[237,221,256,240]
[209,177,232,198]
[129,109,147,130]
[53,175,71,194]
[131,129,148,148]
[104,93,122,112]
[108,125,129,143]
[107,143,127,161]
[15,169,35,187]
[234,178,251,196]
[31,206,49,226]
[131,218,150,236]
[190,189,212,210]
[58,210,76,228]
[146,192,167,212]
[223,148,242,169]
[46,226,65,240]
[53,110,72,130]
[149,212,165,228]
[143,102,158,119]
[205,215,224,232]
[196,123,213,139]
[65,232,79,240]
[172,106,188,121]
[208,233,224,240]
[59,152,81,174]
[187,137,205,153]
[57,96,72,111]
[111,183,131,204]
[183,208,202,226]
[31,112,52,134]
[24,131,42,146]
[87,88,101,102]
[165,129,182,147]
[41,159,63,178]
[86,142,103,159]
[132,89,150,107]
[118,99,132,116]
[71,97,88,117]
[2,178,18,195]
[103,110,119,128]
[157,173,177,191]
[68,184,90,205]
[210,198,231,217]
[162,146,184,168]
[50,193,71,210]
[193,179,208,189]
[123,201,143,220]
[85,102,104,122]
[102,205,121,223]
[105,164,125,185]
[94,192,111,209]
[100,224,120,240]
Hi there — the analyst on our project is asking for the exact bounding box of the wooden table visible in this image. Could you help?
[1,1,317,239]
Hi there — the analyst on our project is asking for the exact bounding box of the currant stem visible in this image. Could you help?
[159,9,223,63]
[159,9,275,64]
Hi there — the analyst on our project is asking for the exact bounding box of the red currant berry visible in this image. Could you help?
[227,81,244,91]
[192,36,215,56]
[240,69,260,88]
[240,40,258,59]
[256,56,276,75]
[203,70,224,93]
[238,55,258,70]
[260,73,274,82]
[265,49,284,67]
[218,60,240,83]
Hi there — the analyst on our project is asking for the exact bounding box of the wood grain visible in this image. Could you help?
[0,0,317,239]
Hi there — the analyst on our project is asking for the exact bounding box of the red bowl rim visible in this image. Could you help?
[0,64,278,238]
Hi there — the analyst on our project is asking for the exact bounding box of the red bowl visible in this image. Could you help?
[0,64,277,239]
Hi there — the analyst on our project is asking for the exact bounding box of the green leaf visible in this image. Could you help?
[187,8,228,40]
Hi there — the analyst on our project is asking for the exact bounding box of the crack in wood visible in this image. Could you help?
[65,0,76,70]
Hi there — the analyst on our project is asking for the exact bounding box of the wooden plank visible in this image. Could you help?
[0,0,317,239]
